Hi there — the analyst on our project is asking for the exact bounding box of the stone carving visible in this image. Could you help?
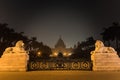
[91,40,120,71]
[0,40,29,71]
[91,40,117,61]
[3,40,26,54]
[92,40,116,53]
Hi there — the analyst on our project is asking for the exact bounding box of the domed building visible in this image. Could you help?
[50,37,73,57]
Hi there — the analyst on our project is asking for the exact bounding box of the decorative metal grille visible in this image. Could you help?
[28,59,92,71]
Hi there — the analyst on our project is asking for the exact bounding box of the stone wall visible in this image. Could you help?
[92,52,120,71]
[0,53,29,71]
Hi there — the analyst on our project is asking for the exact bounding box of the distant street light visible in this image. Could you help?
[37,51,41,57]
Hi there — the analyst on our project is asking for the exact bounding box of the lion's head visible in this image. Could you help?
[95,40,104,50]
[15,40,24,48]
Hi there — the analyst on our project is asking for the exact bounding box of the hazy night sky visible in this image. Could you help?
[0,0,120,48]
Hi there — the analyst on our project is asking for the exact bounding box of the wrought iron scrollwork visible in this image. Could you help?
[72,62,80,69]
[30,62,39,70]
[40,62,48,69]
[81,61,90,69]
[28,60,92,71]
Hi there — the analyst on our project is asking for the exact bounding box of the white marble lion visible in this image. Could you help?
[91,40,117,61]
[3,40,26,54]
[92,40,116,53]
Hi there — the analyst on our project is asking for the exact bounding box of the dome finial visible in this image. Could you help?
[59,35,62,39]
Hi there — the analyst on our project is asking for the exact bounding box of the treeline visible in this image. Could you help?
[101,22,120,52]
[70,37,95,60]
[71,22,120,59]
[0,23,52,59]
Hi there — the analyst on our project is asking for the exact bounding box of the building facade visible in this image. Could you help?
[50,37,73,57]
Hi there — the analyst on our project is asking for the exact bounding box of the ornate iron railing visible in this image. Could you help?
[28,59,92,71]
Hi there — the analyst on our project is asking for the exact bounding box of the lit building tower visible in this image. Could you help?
[50,36,73,57]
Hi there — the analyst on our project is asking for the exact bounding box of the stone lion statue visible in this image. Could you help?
[91,40,116,54]
[91,40,117,61]
[3,40,26,54]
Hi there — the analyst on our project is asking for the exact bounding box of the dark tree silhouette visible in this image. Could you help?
[0,22,52,59]
[0,23,30,56]
[27,37,52,60]
[40,45,52,59]
[70,37,95,60]
[101,22,120,50]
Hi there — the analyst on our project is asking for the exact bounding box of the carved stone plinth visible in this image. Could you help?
[92,53,120,71]
[0,40,29,71]
[0,53,29,71]
[91,40,120,71]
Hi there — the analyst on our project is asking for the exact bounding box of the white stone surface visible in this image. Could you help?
[0,40,29,71]
[91,40,120,71]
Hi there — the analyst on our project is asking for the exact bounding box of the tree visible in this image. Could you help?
[40,45,52,59]
[0,23,29,56]
[101,22,120,49]
[28,40,52,60]
[70,37,95,60]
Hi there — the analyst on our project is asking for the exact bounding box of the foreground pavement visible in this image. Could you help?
[0,71,120,80]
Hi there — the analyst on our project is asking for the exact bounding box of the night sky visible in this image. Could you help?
[0,0,120,48]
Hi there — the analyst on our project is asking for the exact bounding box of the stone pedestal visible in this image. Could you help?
[91,40,120,71]
[0,53,29,71]
[92,52,120,71]
[0,40,29,71]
